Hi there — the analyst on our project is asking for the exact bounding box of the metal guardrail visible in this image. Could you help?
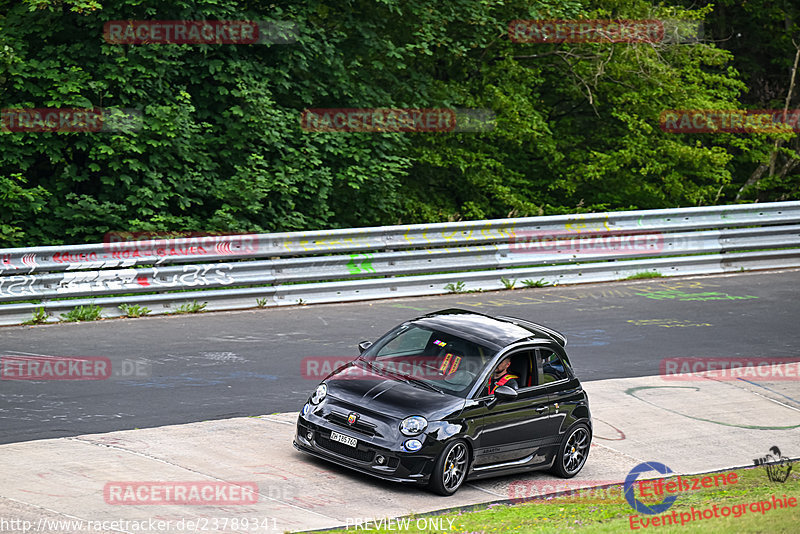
[2,201,800,325]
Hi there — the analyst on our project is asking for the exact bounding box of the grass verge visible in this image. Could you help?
[625,271,664,280]
[314,465,799,534]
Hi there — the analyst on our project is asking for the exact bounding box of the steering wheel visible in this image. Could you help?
[443,369,476,386]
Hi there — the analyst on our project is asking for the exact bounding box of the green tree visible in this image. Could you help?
[405,0,773,222]
[0,0,790,248]
[674,0,800,202]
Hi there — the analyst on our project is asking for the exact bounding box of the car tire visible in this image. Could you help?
[550,422,591,478]
[428,439,469,496]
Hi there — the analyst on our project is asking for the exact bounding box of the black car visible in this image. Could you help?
[293,309,592,495]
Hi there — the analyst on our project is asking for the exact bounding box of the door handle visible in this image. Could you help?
[535,406,548,413]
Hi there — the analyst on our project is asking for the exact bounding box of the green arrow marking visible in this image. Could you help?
[361,254,376,273]
[346,254,361,274]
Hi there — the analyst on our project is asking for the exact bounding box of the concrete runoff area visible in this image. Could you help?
[1,367,798,533]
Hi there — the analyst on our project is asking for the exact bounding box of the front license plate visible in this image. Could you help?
[330,431,357,448]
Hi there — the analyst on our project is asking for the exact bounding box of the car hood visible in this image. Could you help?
[324,361,465,420]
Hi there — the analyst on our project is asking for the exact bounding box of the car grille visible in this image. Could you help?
[316,434,376,463]
[326,411,378,437]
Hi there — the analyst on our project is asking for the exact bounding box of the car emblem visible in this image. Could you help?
[347,413,359,425]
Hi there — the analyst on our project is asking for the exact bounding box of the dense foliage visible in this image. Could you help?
[1,0,798,247]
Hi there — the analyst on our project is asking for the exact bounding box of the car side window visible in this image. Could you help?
[540,349,569,383]
[508,350,536,389]
[477,350,536,397]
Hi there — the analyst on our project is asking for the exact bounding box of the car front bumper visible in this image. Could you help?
[294,415,438,485]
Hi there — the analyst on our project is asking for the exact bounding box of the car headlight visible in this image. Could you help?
[310,383,327,404]
[400,416,428,436]
[301,403,312,416]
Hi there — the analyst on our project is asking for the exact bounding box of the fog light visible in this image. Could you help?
[404,439,422,452]
[306,430,313,441]
[375,455,386,465]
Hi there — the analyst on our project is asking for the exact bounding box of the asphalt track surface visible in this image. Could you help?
[2,269,800,445]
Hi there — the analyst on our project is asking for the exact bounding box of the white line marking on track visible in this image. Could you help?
[257,416,295,425]
[735,384,800,413]
[590,441,648,464]
[466,483,506,497]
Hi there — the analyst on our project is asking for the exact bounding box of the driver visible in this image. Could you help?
[486,356,518,395]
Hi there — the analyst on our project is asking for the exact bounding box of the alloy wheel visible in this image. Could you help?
[442,442,468,492]
[563,426,590,474]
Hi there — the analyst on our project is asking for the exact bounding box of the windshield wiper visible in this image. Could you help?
[396,372,445,394]
[360,359,445,394]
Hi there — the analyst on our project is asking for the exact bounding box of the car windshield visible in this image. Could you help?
[360,324,494,397]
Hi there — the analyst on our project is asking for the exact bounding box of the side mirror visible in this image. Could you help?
[494,385,518,401]
[358,341,373,354]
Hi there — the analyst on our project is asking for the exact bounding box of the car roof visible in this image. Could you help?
[410,308,566,350]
